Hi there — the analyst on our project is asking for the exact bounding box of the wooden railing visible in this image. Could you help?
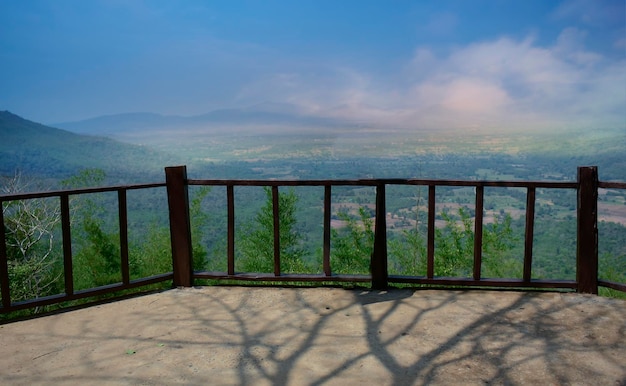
[0,182,171,313]
[1,165,625,314]
[176,166,625,294]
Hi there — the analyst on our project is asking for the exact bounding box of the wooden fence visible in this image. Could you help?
[1,165,625,314]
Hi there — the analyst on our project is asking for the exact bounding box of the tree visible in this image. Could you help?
[481,212,518,277]
[389,227,427,276]
[61,169,121,289]
[330,207,373,274]
[130,186,212,276]
[356,205,518,278]
[239,187,307,273]
[433,208,474,276]
[189,187,211,272]
[389,188,428,276]
[2,172,62,303]
[419,207,516,278]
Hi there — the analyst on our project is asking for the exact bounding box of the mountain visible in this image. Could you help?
[53,106,350,137]
[0,110,180,182]
[53,112,187,136]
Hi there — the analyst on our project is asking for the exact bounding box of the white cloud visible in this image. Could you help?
[439,78,512,113]
[243,29,625,132]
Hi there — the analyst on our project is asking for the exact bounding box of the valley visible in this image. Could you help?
[1,111,625,300]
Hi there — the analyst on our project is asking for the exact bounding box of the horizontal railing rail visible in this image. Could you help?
[188,178,579,188]
[1,165,625,316]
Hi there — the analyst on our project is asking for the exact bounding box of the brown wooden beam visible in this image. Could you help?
[165,166,194,287]
[323,185,332,276]
[473,186,484,281]
[118,189,130,285]
[427,185,435,279]
[523,187,536,282]
[227,185,235,275]
[272,186,281,276]
[576,166,598,294]
[60,194,74,295]
[371,183,388,289]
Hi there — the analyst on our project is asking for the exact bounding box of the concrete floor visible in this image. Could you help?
[1,287,625,385]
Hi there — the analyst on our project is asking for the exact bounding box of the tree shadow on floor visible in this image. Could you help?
[1,287,625,385]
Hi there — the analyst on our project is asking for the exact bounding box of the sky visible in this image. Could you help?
[1,0,625,131]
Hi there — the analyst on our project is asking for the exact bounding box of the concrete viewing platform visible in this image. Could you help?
[1,287,625,385]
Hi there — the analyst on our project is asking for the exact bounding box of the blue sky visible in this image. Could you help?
[1,0,624,131]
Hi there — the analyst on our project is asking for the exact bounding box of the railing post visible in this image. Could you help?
[60,194,74,296]
[272,186,281,276]
[473,185,484,281]
[166,166,193,287]
[427,185,435,278]
[523,187,536,283]
[576,166,598,294]
[323,185,332,276]
[118,189,130,285]
[227,185,235,276]
[371,183,388,290]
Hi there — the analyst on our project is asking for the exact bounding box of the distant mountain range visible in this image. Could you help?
[4,108,625,185]
[53,106,350,137]
[0,110,179,181]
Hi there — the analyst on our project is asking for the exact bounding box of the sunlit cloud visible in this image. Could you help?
[241,28,625,132]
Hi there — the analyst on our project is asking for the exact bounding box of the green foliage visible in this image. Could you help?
[61,169,118,289]
[391,206,519,279]
[530,215,577,280]
[128,223,171,277]
[482,212,519,278]
[434,208,475,276]
[61,168,106,189]
[389,227,427,276]
[598,261,626,300]
[189,186,211,272]
[238,187,308,273]
[72,215,121,288]
[429,208,518,278]
[330,207,374,274]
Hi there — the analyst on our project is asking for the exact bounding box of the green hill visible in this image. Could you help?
[0,110,180,182]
